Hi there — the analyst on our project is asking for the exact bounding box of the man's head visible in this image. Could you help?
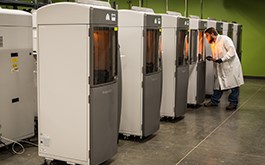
[205,27,218,44]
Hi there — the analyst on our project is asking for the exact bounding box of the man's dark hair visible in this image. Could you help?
[205,27,218,36]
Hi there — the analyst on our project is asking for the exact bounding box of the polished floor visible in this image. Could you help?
[1,78,265,165]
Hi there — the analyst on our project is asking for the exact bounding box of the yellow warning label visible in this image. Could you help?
[11,57,19,72]
[11,57,18,63]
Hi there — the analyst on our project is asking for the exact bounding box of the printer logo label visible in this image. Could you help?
[105,14,110,21]
[154,18,157,24]
[158,18,161,24]
[111,14,116,21]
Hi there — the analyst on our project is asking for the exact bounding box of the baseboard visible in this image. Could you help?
[244,76,265,80]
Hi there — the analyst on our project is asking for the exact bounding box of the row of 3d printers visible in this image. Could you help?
[0,0,242,164]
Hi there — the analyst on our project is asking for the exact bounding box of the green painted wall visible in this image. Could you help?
[2,0,264,77]
[202,0,265,77]
[109,0,265,77]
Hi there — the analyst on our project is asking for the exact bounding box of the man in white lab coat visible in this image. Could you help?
[204,27,244,110]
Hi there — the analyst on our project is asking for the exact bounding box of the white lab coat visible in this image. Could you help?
[211,35,244,90]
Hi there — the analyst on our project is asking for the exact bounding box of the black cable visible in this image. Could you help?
[12,142,24,153]
[0,140,15,155]
[19,139,38,147]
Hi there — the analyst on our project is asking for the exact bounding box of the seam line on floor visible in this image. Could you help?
[176,85,264,165]
[198,145,265,159]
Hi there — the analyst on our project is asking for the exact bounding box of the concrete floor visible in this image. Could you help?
[1,78,265,165]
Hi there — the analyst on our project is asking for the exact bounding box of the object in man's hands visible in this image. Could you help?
[206,56,213,61]
[215,58,223,64]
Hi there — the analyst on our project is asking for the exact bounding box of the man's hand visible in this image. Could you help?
[214,58,223,64]
[206,56,213,61]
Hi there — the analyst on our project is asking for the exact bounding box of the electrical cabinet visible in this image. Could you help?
[160,12,189,118]
[187,16,207,105]
[0,8,36,146]
[118,7,162,137]
[37,1,119,164]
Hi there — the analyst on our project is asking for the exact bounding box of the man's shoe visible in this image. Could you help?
[204,101,218,107]
[226,104,237,110]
